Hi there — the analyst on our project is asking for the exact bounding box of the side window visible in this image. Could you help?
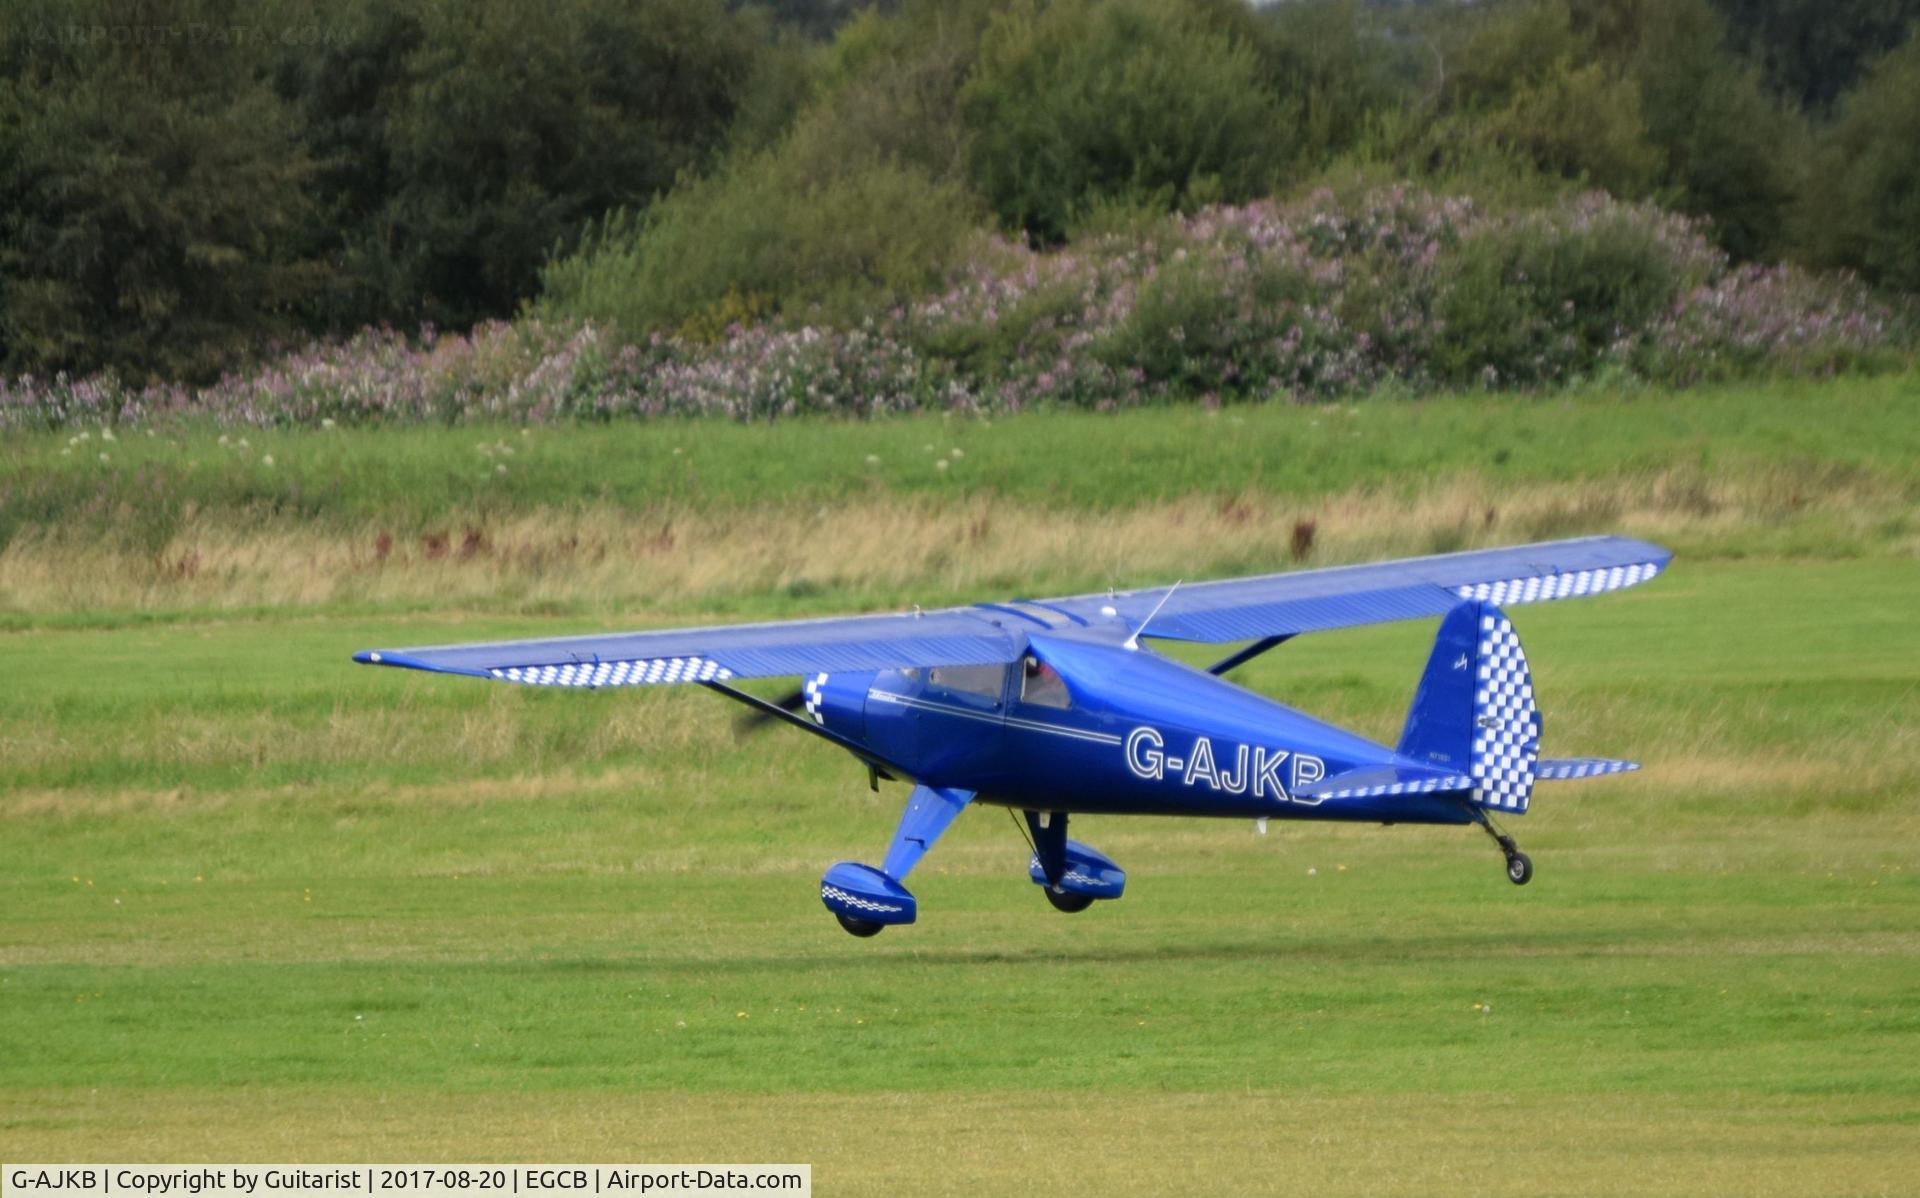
[1021,656,1072,709]
[928,664,1008,706]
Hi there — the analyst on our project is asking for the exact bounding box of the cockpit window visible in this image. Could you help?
[928,664,1006,701]
[1021,656,1072,709]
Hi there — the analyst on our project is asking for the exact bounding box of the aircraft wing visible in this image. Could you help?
[353,608,1020,688]
[1040,535,1669,643]
[353,535,1667,687]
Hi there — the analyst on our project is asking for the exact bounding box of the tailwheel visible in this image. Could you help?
[1472,807,1533,887]
[835,912,885,937]
[1505,851,1533,886]
[1044,887,1096,914]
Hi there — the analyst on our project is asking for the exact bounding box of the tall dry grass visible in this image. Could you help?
[2,464,1909,616]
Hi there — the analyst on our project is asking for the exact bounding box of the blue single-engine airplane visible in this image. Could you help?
[354,535,1668,936]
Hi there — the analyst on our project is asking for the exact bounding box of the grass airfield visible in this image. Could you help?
[3,381,1919,1194]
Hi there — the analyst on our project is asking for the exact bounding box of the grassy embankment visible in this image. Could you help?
[1,375,1917,1193]
[2,375,1915,622]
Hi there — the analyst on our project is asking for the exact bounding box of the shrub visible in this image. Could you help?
[1433,197,1712,386]
[5,187,1907,431]
[1478,61,1664,201]
[535,133,979,335]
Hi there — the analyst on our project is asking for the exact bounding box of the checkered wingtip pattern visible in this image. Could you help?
[1469,612,1540,812]
[1455,560,1662,607]
[489,656,732,688]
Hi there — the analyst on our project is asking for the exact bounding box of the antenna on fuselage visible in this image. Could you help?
[1123,580,1182,651]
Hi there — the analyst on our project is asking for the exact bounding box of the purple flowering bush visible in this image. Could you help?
[2,187,1907,430]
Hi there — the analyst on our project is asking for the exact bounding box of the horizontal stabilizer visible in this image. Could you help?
[1297,764,1472,801]
[1535,757,1639,781]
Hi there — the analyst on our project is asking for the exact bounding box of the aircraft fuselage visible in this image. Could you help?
[809,629,1473,827]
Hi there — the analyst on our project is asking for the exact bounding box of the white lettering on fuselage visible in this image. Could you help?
[1125,726,1324,804]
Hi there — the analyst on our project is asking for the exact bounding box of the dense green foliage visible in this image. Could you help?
[2,0,764,380]
[1715,0,1920,110]
[5,0,1920,383]
[960,0,1284,242]
[0,0,323,381]
[283,0,760,333]
[535,126,979,337]
[543,0,1920,343]
[1801,30,1920,295]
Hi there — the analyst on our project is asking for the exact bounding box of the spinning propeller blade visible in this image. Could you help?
[734,686,808,735]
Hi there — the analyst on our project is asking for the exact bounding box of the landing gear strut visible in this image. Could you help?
[1473,809,1533,886]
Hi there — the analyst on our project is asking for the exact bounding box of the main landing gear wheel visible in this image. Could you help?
[1505,851,1533,886]
[1044,887,1096,914]
[835,912,885,937]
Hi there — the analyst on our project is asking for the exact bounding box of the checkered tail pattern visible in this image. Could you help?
[1468,610,1541,813]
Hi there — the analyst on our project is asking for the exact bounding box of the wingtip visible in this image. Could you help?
[352,648,495,678]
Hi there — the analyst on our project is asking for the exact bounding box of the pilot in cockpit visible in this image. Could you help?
[1021,655,1071,709]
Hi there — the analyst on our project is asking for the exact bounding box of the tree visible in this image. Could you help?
[0,0,323,381]
[1802,30,1920,290]
[283,0,763,331]
[1711,0,1920,111]
[960,0,1287,243]
[1632,0,1803,260]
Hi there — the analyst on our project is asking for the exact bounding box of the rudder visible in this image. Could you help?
[1397,600,1541,812]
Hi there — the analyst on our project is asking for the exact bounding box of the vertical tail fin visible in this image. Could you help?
[1397,600,1541,812]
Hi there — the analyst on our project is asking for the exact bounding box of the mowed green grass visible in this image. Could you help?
[3,553,1918,1193]
[7,373,1919,545]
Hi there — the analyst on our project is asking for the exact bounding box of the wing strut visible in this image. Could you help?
[1204,634,1294,676]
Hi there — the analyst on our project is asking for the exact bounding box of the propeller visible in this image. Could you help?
[734,686,808,736]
